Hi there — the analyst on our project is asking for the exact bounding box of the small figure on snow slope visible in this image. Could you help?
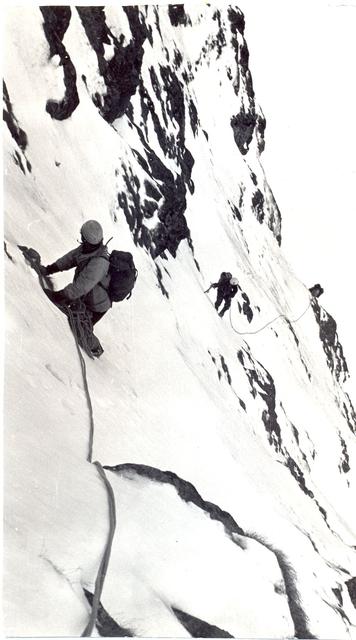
[206,272,239,317]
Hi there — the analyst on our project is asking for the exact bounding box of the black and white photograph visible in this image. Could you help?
[3,0,356,637]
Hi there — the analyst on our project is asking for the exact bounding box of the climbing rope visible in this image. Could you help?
[67,300,98,358]
[203,271,312,337]
[228,299,312,335]
[81,461,117,637]
[18,246,117,637]
[67,306,96,463]
[65,308,117,638]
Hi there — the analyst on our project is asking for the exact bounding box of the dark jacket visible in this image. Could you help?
[212,273,238,299]
[55,244,111,313]
[221,283,238,299]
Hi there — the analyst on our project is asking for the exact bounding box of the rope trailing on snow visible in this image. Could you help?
[203,275,311,336]
[59,305,116,637]
[66,309,117,637]
[18,246,117,637]
[67,306,96,464]
[81,461,117,638]
[228,299,312,335]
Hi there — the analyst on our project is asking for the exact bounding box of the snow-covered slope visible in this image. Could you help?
[3,4,356,638]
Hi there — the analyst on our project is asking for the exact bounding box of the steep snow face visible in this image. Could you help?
[3,4,356,638]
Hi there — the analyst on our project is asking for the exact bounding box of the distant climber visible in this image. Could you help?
[41,220,111,357]
[309,283,324,298]
[205,272,239,317]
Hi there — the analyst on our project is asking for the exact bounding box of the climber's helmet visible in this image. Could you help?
[80,220,103,245]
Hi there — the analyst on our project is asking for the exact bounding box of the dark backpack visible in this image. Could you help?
[105,250,137,302]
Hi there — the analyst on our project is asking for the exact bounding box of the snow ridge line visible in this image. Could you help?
[172,607,233,638]
[105,462,245,537]
[229,298,311,335]
[106,463,316,638]
[250,537,316,639]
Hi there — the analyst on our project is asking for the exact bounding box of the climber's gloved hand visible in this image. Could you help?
[45,289,68,306]
[40,263,59,276]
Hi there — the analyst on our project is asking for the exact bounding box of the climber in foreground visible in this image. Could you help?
[41,219,137,359]
[42,220,111,323]
[205,272,239,317]
[41,220,111,356]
